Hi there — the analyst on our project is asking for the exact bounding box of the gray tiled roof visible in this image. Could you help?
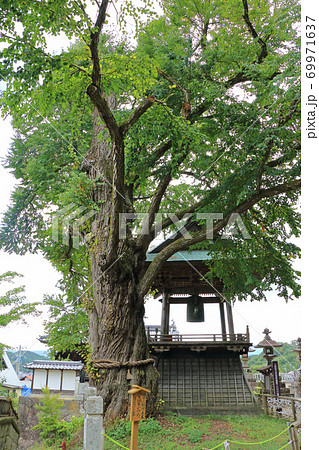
[25,360,84,371]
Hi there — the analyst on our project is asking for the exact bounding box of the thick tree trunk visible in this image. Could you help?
[88,256,159,417]
[82,104,159,417]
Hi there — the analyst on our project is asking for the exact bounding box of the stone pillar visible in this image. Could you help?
[84,387,104,450]
[246,325,250,343]
[225,300,235,339]
[161,292,170,335]
[219,302,227,340]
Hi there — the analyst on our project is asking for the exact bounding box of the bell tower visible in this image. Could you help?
[143,234,260,414]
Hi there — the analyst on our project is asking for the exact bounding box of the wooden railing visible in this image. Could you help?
[147,332,249,343]
[258,393,301,422]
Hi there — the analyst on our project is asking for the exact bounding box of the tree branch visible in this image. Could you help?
[135,170,173,252]
[138,179,301,296]
[257,98,300,192]
[127,139,173,201]
[256,138,273,193]
[191,1,273,121]
[190,71,250,121]
[119,96,155,135]
[90,0,110,86]
[267,144,300,168]
[199,19,210,51]
[152,140,173,163]
[86,84,120,142]
[278,97,300,127]
[148,197,207,241]
[242,0,268,63]
[136,143,192,251]
[156,67,191,119]
[73,0,94,28]
[87,0,121,147]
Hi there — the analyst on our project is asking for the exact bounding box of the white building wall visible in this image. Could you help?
[0,352,23,388]
[62,370,76,391]
[22,378,32,388]
[48,370,61,390]
[33,369,47,390]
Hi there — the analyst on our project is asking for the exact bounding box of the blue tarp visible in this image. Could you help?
[21,384,31,396]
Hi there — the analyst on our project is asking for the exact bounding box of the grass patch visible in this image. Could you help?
[103,413,291,449]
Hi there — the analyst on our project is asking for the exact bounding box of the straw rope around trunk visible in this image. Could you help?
[92,358,155,369]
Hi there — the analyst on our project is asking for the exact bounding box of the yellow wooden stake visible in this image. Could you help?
[130,420,139,450]
[128,385,150,450]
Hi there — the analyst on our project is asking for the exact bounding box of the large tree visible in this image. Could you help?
[0,0,300,416]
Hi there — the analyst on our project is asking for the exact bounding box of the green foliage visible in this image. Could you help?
[0,272,40,355]
[33,387,84,446]
[33,388,66,445]
[248,341,300,373]
[106,419,131,440]
[139,417,163,434]
[43,293,89,358]
[185,428,203,443]
[0,383,18,410]
[0,0,301,356]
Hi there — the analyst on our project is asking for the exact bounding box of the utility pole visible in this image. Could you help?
[15,345,22,375]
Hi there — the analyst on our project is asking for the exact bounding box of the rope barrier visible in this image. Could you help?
[102,433,130,449]
[206,442,225,449]
[227,424,292,445]
[206,424,292,449]
[276,441,292,450]
[102,423,294,449]
[93,358,155,369]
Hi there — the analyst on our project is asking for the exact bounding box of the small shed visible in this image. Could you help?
[25,360,84,395]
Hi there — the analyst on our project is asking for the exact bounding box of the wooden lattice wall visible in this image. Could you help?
[156,350,260,414]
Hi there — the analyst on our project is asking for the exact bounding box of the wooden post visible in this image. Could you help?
[292,424,301,450]
[291,399,297,421]
[288,422,300,450]
[161,292,170,336]
[225,300,235,339]
[262,394,269,416]
[128,385,150,450]
[287,422,295,450]
[219,302,227,340]
[45,369,49,389]
[31,369,34,393]
[130,421,139,450]
[60,369,64,392]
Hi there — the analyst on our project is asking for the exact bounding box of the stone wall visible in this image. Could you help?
[17,396,83,449]
[0,417,20,450]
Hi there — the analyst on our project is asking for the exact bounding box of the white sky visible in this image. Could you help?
[0,0,310,360]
